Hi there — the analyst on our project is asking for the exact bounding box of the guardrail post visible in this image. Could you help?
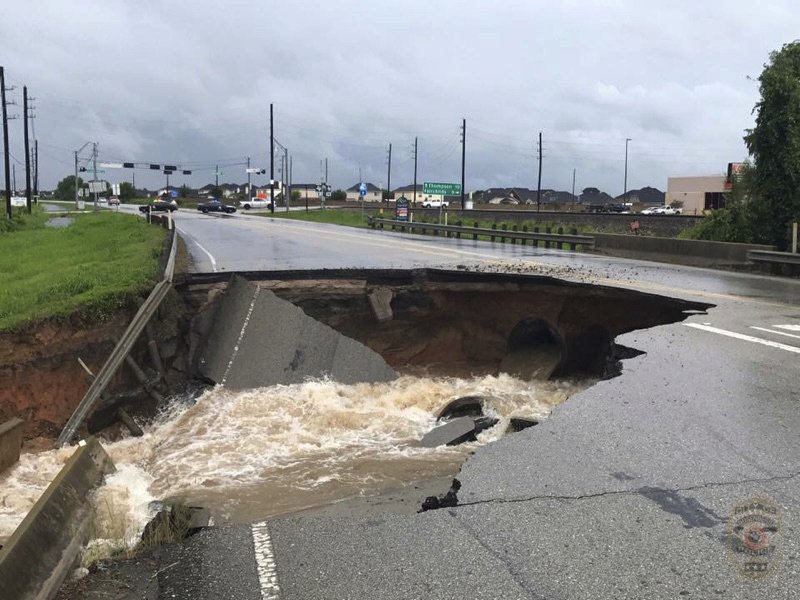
[534,226,539,247]
[473,222,479,240]
[522,225,528,246]
[511,225,518,244]
[557,227,564,249]
[501,224,507,243]
[491,223,496,242]
[570,228,578,251]
[545,227,551,249]
[456,221,462,239]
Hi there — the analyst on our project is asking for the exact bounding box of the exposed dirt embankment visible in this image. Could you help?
[0,315,132,440]
[0,287,191,443]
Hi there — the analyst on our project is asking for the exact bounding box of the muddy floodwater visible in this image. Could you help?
[0,373,589,553]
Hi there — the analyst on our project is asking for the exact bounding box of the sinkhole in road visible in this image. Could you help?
[0,268,712,557]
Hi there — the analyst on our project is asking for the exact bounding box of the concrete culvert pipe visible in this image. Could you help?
[500,318,563,380]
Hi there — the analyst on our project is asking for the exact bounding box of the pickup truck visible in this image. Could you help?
[240,198,274,210]
[422,199,449,208]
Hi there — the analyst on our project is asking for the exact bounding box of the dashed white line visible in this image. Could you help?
[176,226,217,272]
[685,323,800,354]
[251,521,281,600]
[221,285,261,385]
[750,326,800,340]
[775,324,800,332]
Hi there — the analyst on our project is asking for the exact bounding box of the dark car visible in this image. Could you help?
[197,199,237,214]
[139,200,177,213]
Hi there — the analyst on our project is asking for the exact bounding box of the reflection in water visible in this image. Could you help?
[0,374,588,552]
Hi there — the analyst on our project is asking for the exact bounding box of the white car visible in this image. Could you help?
[240,198,274,210]
[640,206,666,215]
[422,199,449,208]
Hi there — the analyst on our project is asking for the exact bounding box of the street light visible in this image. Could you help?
[623,138,632,199]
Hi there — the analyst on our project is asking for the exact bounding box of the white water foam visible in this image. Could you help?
[0,374,588,553]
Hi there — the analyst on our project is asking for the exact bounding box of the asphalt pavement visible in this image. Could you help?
[121,206,799,599]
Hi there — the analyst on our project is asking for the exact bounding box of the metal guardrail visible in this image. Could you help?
[748,249,800,265]
[57,229,177,447]
[368,218,595,249]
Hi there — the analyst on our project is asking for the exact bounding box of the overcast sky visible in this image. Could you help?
[2,0,798,195]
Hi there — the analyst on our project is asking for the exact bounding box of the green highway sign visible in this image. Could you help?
[422,182,461,196]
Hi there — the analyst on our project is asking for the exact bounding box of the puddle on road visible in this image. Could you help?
[0,373,589,552]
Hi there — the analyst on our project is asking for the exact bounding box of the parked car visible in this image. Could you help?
[662,206,683,215]
[197,199,237,214]
[422,199,449,208]
[108,196,120,206]
[640,206,665,215]
[240,198,274,210]
[139,200,177,213]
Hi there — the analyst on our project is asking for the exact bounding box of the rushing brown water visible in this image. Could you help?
[0,374,589,554]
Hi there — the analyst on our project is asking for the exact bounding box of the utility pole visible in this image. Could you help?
[412,136,418,207]
[92,142,98,209]
[23,86,31,212]
[246,156,251,200]
[623,138,631,198]
[12,164,15,195]
[289,155,292,211]
[215,164,219,187]
[1,67,11,219]
[74,150,79,208]
[460,118,466,209]
[386,142,392,200]
[325,157,328,183]
[572,168,576,198]
[33,139,38,197]
[269,103,275,213]
[536,131,542,212]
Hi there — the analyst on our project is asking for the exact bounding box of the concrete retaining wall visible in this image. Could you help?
[0,418,24,474]
[0,438,115,600]
[591,233,776,267]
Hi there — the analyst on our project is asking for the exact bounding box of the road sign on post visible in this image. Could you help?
[422,182,461,196]
[395,197,409,222]
[359,183,367,197]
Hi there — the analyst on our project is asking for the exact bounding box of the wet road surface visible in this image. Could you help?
[119,207,800,599]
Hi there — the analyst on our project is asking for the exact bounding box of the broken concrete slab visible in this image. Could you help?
[196,276,397,389]
[420,417,477,448]
[436,396,485,421]
[368,287,394,322]
[509,417,539,432]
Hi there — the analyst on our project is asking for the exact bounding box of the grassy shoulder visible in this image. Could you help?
[0,208,166,331]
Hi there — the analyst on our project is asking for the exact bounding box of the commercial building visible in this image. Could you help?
[666,175,727,215]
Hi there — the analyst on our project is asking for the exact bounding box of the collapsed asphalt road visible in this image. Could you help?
[63,213,800,599]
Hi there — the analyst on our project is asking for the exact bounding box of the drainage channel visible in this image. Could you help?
[0,268,712,574]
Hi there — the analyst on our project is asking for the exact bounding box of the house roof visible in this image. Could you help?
[393,184,420,193]
[615,186,665,204]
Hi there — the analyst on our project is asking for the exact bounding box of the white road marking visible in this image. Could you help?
[221,285,261,385]
[251,521,281,600]
[685,323,800,354]
[750,326,800,340]
[775,324,800,332]
[176,226,217,272]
